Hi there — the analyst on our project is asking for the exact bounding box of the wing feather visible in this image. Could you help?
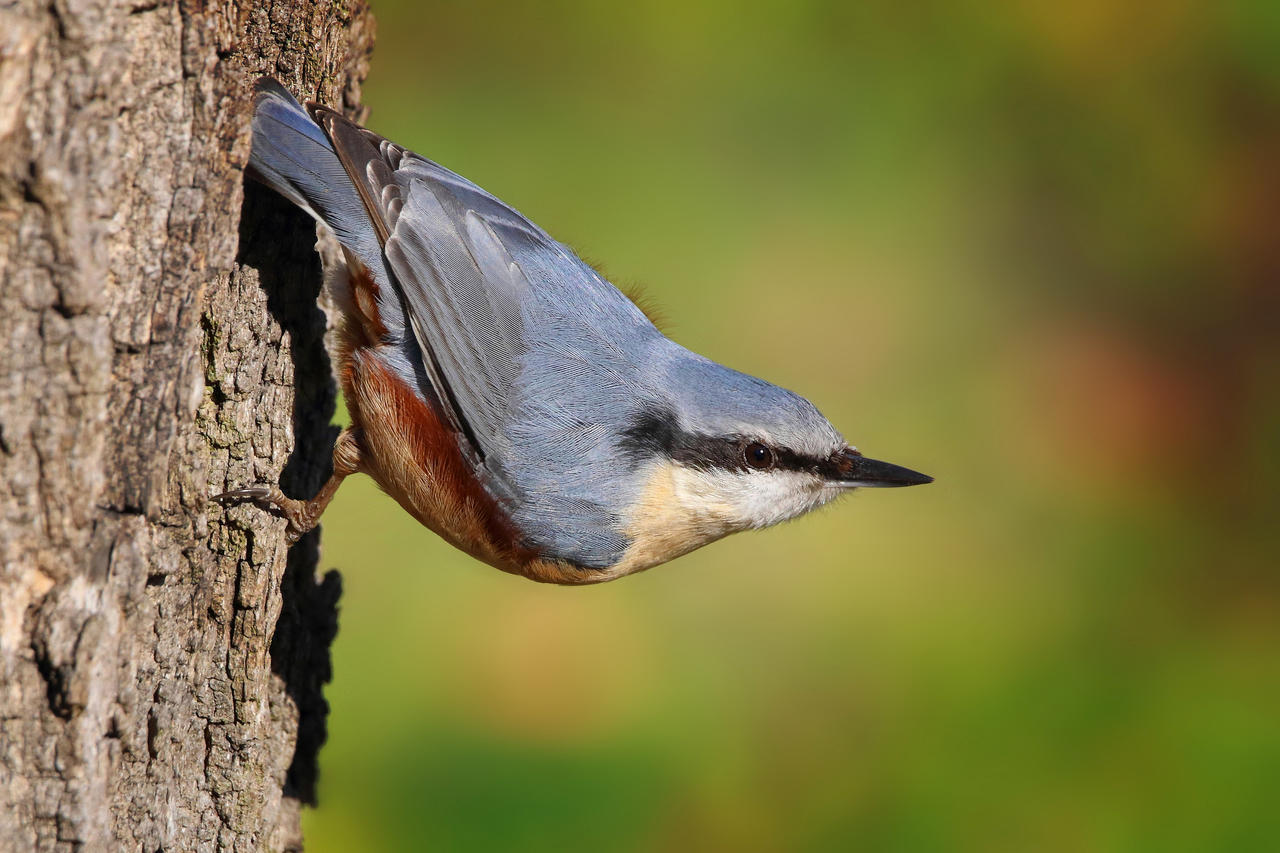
[308,106,673,564]
[383,183,530,458]
[312,106,541,463]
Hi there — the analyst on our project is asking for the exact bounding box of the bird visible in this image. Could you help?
[218,77,932,585]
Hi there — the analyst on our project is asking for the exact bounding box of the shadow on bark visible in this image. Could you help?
[236,180,343,805]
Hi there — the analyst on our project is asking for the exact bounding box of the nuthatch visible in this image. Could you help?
[219,78,931,585]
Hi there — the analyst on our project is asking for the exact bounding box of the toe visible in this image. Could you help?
[213,485,272,503]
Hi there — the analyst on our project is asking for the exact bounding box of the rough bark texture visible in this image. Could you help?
[0,0,373,849]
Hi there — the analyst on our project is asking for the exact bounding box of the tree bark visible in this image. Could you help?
[0,0,373,849]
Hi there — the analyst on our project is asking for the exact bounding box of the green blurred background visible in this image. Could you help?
[303,1,1280,850]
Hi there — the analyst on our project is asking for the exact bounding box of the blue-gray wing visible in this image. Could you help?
[312,108,656,464]
[312,110,669,566]
[382,156,543,461]
[311,108,530,459]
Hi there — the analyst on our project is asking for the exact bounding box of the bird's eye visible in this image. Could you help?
[744,441,775,470]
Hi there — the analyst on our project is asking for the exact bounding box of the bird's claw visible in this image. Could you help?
[213,485,274,503]
[213,484,313,542]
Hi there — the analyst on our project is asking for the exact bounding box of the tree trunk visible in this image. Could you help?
[0,0,373,849]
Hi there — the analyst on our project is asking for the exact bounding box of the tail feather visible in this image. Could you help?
[248,78,379,260]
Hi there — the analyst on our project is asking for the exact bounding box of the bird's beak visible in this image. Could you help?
[831,449,933,488]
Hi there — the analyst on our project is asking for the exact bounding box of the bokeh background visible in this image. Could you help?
[302,2,1280,850]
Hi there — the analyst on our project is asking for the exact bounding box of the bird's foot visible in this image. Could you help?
[214,429,361,544]
[213,485,318,543]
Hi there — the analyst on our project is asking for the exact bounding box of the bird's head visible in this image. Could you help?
[614,354,931,567]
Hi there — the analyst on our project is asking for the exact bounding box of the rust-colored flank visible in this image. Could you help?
[337,259,612,585]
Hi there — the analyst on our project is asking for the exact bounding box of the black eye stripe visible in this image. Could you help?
[619,407,833,475]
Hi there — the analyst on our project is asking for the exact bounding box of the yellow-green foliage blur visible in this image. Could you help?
[303,2,1280,850]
